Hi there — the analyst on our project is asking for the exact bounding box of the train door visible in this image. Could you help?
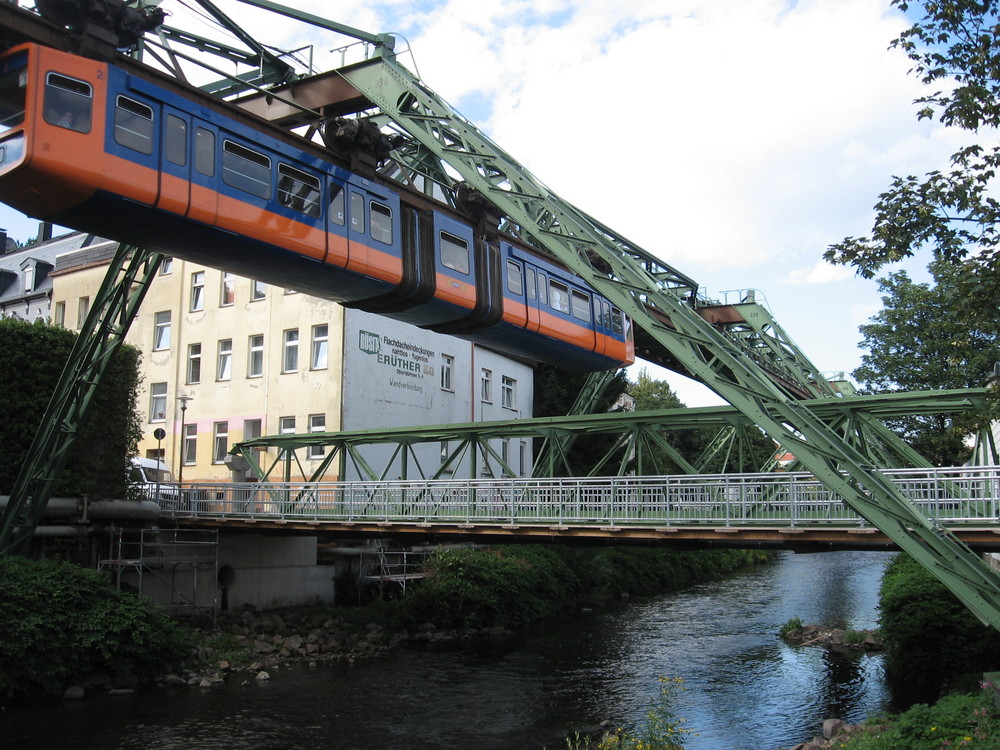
[344,177,403,285]
[327,176,348,269]
[187,120,217,227]
[592,297,613,358]
[501,246,528,329]
[106,88,159,206]
[523,265,542,333]
[156,106,190,217]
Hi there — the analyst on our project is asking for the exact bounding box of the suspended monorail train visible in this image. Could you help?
[0,43,633,370]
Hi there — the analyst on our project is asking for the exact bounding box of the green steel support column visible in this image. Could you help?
[0,245,162,555]
[338,59,1000,628]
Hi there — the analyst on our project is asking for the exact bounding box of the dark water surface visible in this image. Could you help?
[2,550,893,750]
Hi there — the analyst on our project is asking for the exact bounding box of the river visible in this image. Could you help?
[2,549,894,750]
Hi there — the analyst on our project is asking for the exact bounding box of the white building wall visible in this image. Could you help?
[341,309,534,479]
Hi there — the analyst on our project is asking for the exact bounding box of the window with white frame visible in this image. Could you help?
[149,382,167,422]
[187,343,202,384]
[440,354,454,392]
[212,421,228,464]
[282,328,299,373]
[190,271,205,311]
[279,416,296,434]
[77,296,90,326]
[153,310,171,350]
[248,334,264,377]
[311,324,328,370]
[501,375,515,409]
[220,271,235,306]
[251,279,266,301]
[480,368,492,403]
[217,339,232,381]
[308,413,326,458]
[182,423,197,465]
[53,301,65,327]
[160,257,173,275]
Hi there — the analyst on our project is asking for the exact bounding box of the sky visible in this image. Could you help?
[1,0,965,406]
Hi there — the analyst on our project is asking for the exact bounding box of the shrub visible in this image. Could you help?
[879,554,1000,700]
[0,557,192,698]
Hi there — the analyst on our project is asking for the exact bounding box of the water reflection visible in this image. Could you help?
[1,550,894,750]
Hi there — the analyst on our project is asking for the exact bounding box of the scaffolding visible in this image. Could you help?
[98,527,219,623]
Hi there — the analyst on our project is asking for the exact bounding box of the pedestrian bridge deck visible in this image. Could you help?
[160,465,1000,550]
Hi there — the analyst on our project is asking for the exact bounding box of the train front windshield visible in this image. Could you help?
[0,52,27,134]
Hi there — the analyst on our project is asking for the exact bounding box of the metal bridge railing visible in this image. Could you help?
[156,465,1000,528]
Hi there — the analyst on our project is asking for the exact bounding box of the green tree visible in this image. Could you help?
[627,370,775,474]
[0,318,143,499]
[533,364,629,475]
[852,261,1000,464]
[824,0,1000,323]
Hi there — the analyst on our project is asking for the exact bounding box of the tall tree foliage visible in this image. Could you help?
[0,318,143,498]
[824,0,1000,322]
[853,261,1000,464]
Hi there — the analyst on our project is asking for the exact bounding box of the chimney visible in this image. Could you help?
[0,229,6,254]
[36,222,52,244]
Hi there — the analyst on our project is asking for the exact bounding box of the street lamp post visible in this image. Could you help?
[176,395,192,483]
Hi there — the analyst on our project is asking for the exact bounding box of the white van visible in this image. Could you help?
[129,457,180,506]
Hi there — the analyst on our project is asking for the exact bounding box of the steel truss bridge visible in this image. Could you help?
[163,464,1000,552]
[2,1,1000,628]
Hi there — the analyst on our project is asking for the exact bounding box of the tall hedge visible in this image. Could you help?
[879,553,1000,700]
[0,318,143,499]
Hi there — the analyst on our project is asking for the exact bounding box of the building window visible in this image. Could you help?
[220,272,235,306]
[149,382,167,422]
[217,339,232,381]
[441,354,454,392]
[212,421,229,464]
[53,300,65,327]
[182,423,197,465]
[77,296,90,327]
[251,279,266,301]
[440,441,449,465]
[308,414,326,458]
[243,419,262,479]
[282,328,299,373]
[187,343,202,384]
[279,416,296,435]
[501,439,510,469]
[160,257,173,275]
[480,368,492,403]
[190,271,205,311]
[153,311,171,350]
[501,376,515,409]
[311,324,328,370]
[248,334,264,377]
[519,441,526,477]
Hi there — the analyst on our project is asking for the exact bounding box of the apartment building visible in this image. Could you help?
[47,234,534,481]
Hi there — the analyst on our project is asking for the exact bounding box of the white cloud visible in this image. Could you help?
[780,261,854,286]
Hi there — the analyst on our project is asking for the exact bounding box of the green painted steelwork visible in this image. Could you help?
[331,57,1000,628]
[0,246,162,555]
[232,388,989,480]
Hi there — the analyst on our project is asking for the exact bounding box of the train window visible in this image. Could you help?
[329,183,345,225]
[165,115,187,166]
[611,307,624,335]
[572,290,591,321]
[370,202,393,244]
[195,127,215,176]
[222,140,271,199]
[0,56,27,135]
[277,163,321,218]
[440,232,470,274]
[506,260,523,295]
[537,274,548,305]
[44,73,91,134]
[114,96,153,154]
[350,192,365,233]
[526,268,537,300]
[549,280,570,314]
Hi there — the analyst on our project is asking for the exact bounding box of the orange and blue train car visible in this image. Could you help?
[0,43,633,371]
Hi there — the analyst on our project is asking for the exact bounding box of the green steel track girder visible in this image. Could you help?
[333,58,1000,628]
[0,245,162,555]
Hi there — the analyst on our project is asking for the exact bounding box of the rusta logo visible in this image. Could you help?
[359,330,381,355]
